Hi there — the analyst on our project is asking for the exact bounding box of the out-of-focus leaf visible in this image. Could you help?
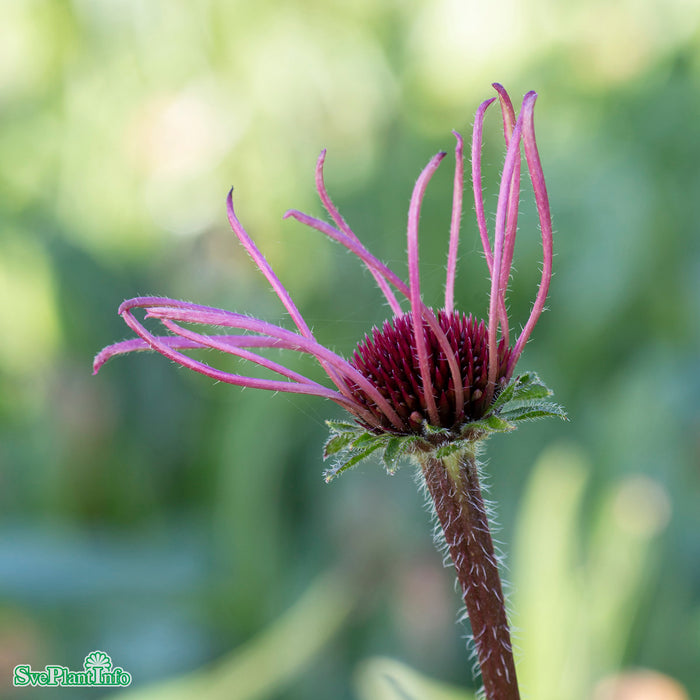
[512,445,589,699]
[103,571,355,700]
[586,474,671,674]
[511,445,669,699]
[355,657,474,700]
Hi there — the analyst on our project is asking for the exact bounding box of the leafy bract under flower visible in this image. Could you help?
[94,84,564,477]
[324,372,566,482]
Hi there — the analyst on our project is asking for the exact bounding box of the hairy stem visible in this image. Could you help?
[419,450,519,699]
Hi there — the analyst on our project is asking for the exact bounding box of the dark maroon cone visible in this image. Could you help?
[348,310,512,434]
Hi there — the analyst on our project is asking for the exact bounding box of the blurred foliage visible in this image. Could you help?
[1,1,699,699]
[106,571,357,700]
[512,446,676,699]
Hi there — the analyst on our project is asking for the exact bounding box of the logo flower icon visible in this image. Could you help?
[84,651,112,672]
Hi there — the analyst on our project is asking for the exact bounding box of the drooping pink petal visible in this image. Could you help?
[472,97,497,268]
[487,107,524,403]
[472,94,511,337]
[227,194,350,391]
[121,298,353,376]
[97,85,553,434]
[284,206,468,399]
[407,151,447,426]
[156,318,380,426]
[157,318,328,387]
[283,208,465,415]
[118,296,210,316]
[492,83,521,345]
[315,150,403,315]
[509,91,553,374]
[444,131,464,315]
[227,190,312,338]
[118,303,360,408]
[93,334,287,374]
[283,209,410,298]
[492,83,516,143]
[128,299,405,430]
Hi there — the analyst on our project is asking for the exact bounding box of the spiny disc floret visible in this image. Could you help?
[348,310,512,434]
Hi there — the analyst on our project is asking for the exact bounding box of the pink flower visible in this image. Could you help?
[94,85,553,439]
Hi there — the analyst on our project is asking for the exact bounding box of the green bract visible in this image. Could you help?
[323,372,566,482]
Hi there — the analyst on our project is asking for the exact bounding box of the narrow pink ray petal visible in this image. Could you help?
[140,303,359,379]
[315,150,403,315]
[444,131,464,314]
[473,89,512,336]
[423,307,465,419]
[96,316,378,423]
[407,151,446,426]
[498,158,519,347]
[509,91,553,374]
[139,302,406,430]
[227,190,313,339]
[141,305,362,382]
[493,83,520,345]
[93,334,285,374]
[94,337,197,373]
[283,210,410,298]
[492,83,516,145]
[118,298,356,382]
[284,206,485,377]
[118,296,214,316]
[286,202,465,416]
[159,318,330,387]
[118,304,361,408]
[120,298,319,350]
[157,319,379,425]
[487,110,524,404]
[472,97,497,270]
[283,208,473,408]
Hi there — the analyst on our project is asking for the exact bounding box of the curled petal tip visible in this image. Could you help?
[521,92,539,120]
[281,209,295,220]
[451,130,464,143]
[226,188,238,222]
[92,344,116,374]
[492,83,512,107]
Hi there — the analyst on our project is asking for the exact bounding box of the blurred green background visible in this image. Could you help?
[1,1,699,699]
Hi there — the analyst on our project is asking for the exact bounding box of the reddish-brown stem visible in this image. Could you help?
[420,451,519,700]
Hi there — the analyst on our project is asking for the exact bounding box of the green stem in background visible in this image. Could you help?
[419,449,520,700]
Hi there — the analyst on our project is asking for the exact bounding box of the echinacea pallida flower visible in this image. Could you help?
[95,84,565,700]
